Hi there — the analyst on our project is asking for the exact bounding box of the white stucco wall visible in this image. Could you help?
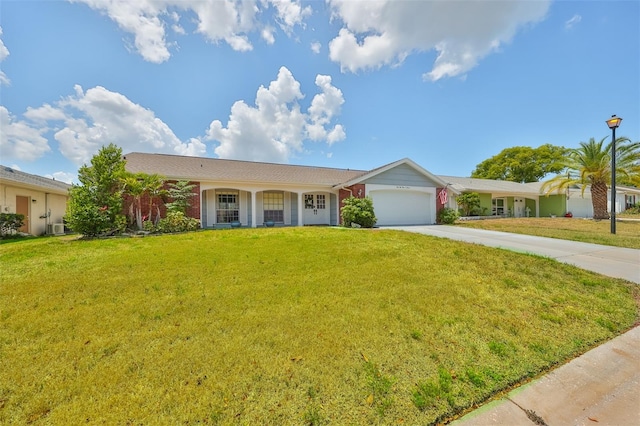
[0,183,69,235]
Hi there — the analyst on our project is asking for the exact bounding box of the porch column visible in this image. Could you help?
[536,196,540,218]
[251,190,257,228]
[297,191,304,227]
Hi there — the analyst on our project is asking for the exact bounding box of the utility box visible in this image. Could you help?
[47,223,65,235]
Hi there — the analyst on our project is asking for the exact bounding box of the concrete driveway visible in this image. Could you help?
[385,225,639,283]
[383,225,640,425]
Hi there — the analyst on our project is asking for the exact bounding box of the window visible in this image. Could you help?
[217,191,239,223]
[305,194,325,209]
[263,191,284,223]
[304,194,314,209]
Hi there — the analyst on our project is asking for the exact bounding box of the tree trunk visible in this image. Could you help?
[135,198,143,229]
[591,181,609,220]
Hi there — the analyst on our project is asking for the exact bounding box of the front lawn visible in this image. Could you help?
[1,228,637,424]
[456,217,640,249]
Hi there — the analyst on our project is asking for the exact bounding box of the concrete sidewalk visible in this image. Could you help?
[451,327,640,426]
[383,226,640,425]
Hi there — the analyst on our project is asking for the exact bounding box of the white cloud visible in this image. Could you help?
[0,106,51,161]
[71,0,171,63]
[47,85,207,165]
[24,104,67,123]
[327,0,550,81]
[0,26,10,85]
[11,85,206,166]
[206,66,346,163]
[71,0,312,62]
[46,171,77,184]
[307,74,345,144]
[565,14,582,30]
[271,0,312,34]
[261,26,276,45]
[310,41,321,54]
[0,27,9,63]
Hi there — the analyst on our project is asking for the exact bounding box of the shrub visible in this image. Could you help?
[142,220,156,233]
[157,211,200,233]
[341,196,377,228]
[0,213,25,236]
[437,207,459,224]
[622,202,640,215]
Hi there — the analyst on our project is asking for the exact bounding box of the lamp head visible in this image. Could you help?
[606,114,622,129]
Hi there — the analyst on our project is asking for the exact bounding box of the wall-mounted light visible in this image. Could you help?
[32,199,37,203]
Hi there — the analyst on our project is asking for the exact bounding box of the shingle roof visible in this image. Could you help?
[0,165,72,194]
[437,175,543,195]
[123,152,369,186]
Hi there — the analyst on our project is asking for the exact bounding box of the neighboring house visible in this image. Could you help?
[123,153,452,227]
[440,176,542,218]
[441,177,638,219]
[0,165,71,235]
[624,186,640,210]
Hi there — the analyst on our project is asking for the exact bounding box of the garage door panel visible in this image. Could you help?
[371,190,431,225]
[568,198,592,218]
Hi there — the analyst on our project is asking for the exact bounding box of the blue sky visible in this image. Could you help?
[1,0,638,184]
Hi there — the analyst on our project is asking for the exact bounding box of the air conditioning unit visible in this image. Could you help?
[47,223,65,235]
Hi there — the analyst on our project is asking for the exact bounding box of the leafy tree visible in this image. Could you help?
[341,196,377,228]
[65,144,127,237]
[542,136,640,220]
[456,192,481,216]
[166,180,196,214]
[471,144,568,183]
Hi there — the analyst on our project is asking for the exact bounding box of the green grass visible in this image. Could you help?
[1,228,637,424]
[456,217,640,249]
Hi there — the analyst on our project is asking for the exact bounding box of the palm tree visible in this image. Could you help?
[143,173,166,225]
[543,136,640,220]
[122,173,146,230]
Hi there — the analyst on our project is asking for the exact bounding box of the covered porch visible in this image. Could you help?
[200,187,339,228]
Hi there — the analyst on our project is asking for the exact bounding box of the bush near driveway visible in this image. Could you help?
[0,228,637,424]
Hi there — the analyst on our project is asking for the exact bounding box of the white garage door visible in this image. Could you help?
[568,197,593,218]
[370,190,432,226]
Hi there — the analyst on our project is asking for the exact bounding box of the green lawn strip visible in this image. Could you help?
[456,218,640,249]
[0,228,637,424]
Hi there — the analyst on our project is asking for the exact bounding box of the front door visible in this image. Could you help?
[513,198,525,218]
[16,195,29,233]
[303,193,329,225]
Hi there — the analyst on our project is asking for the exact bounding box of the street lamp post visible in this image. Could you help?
[606,114,622,234]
